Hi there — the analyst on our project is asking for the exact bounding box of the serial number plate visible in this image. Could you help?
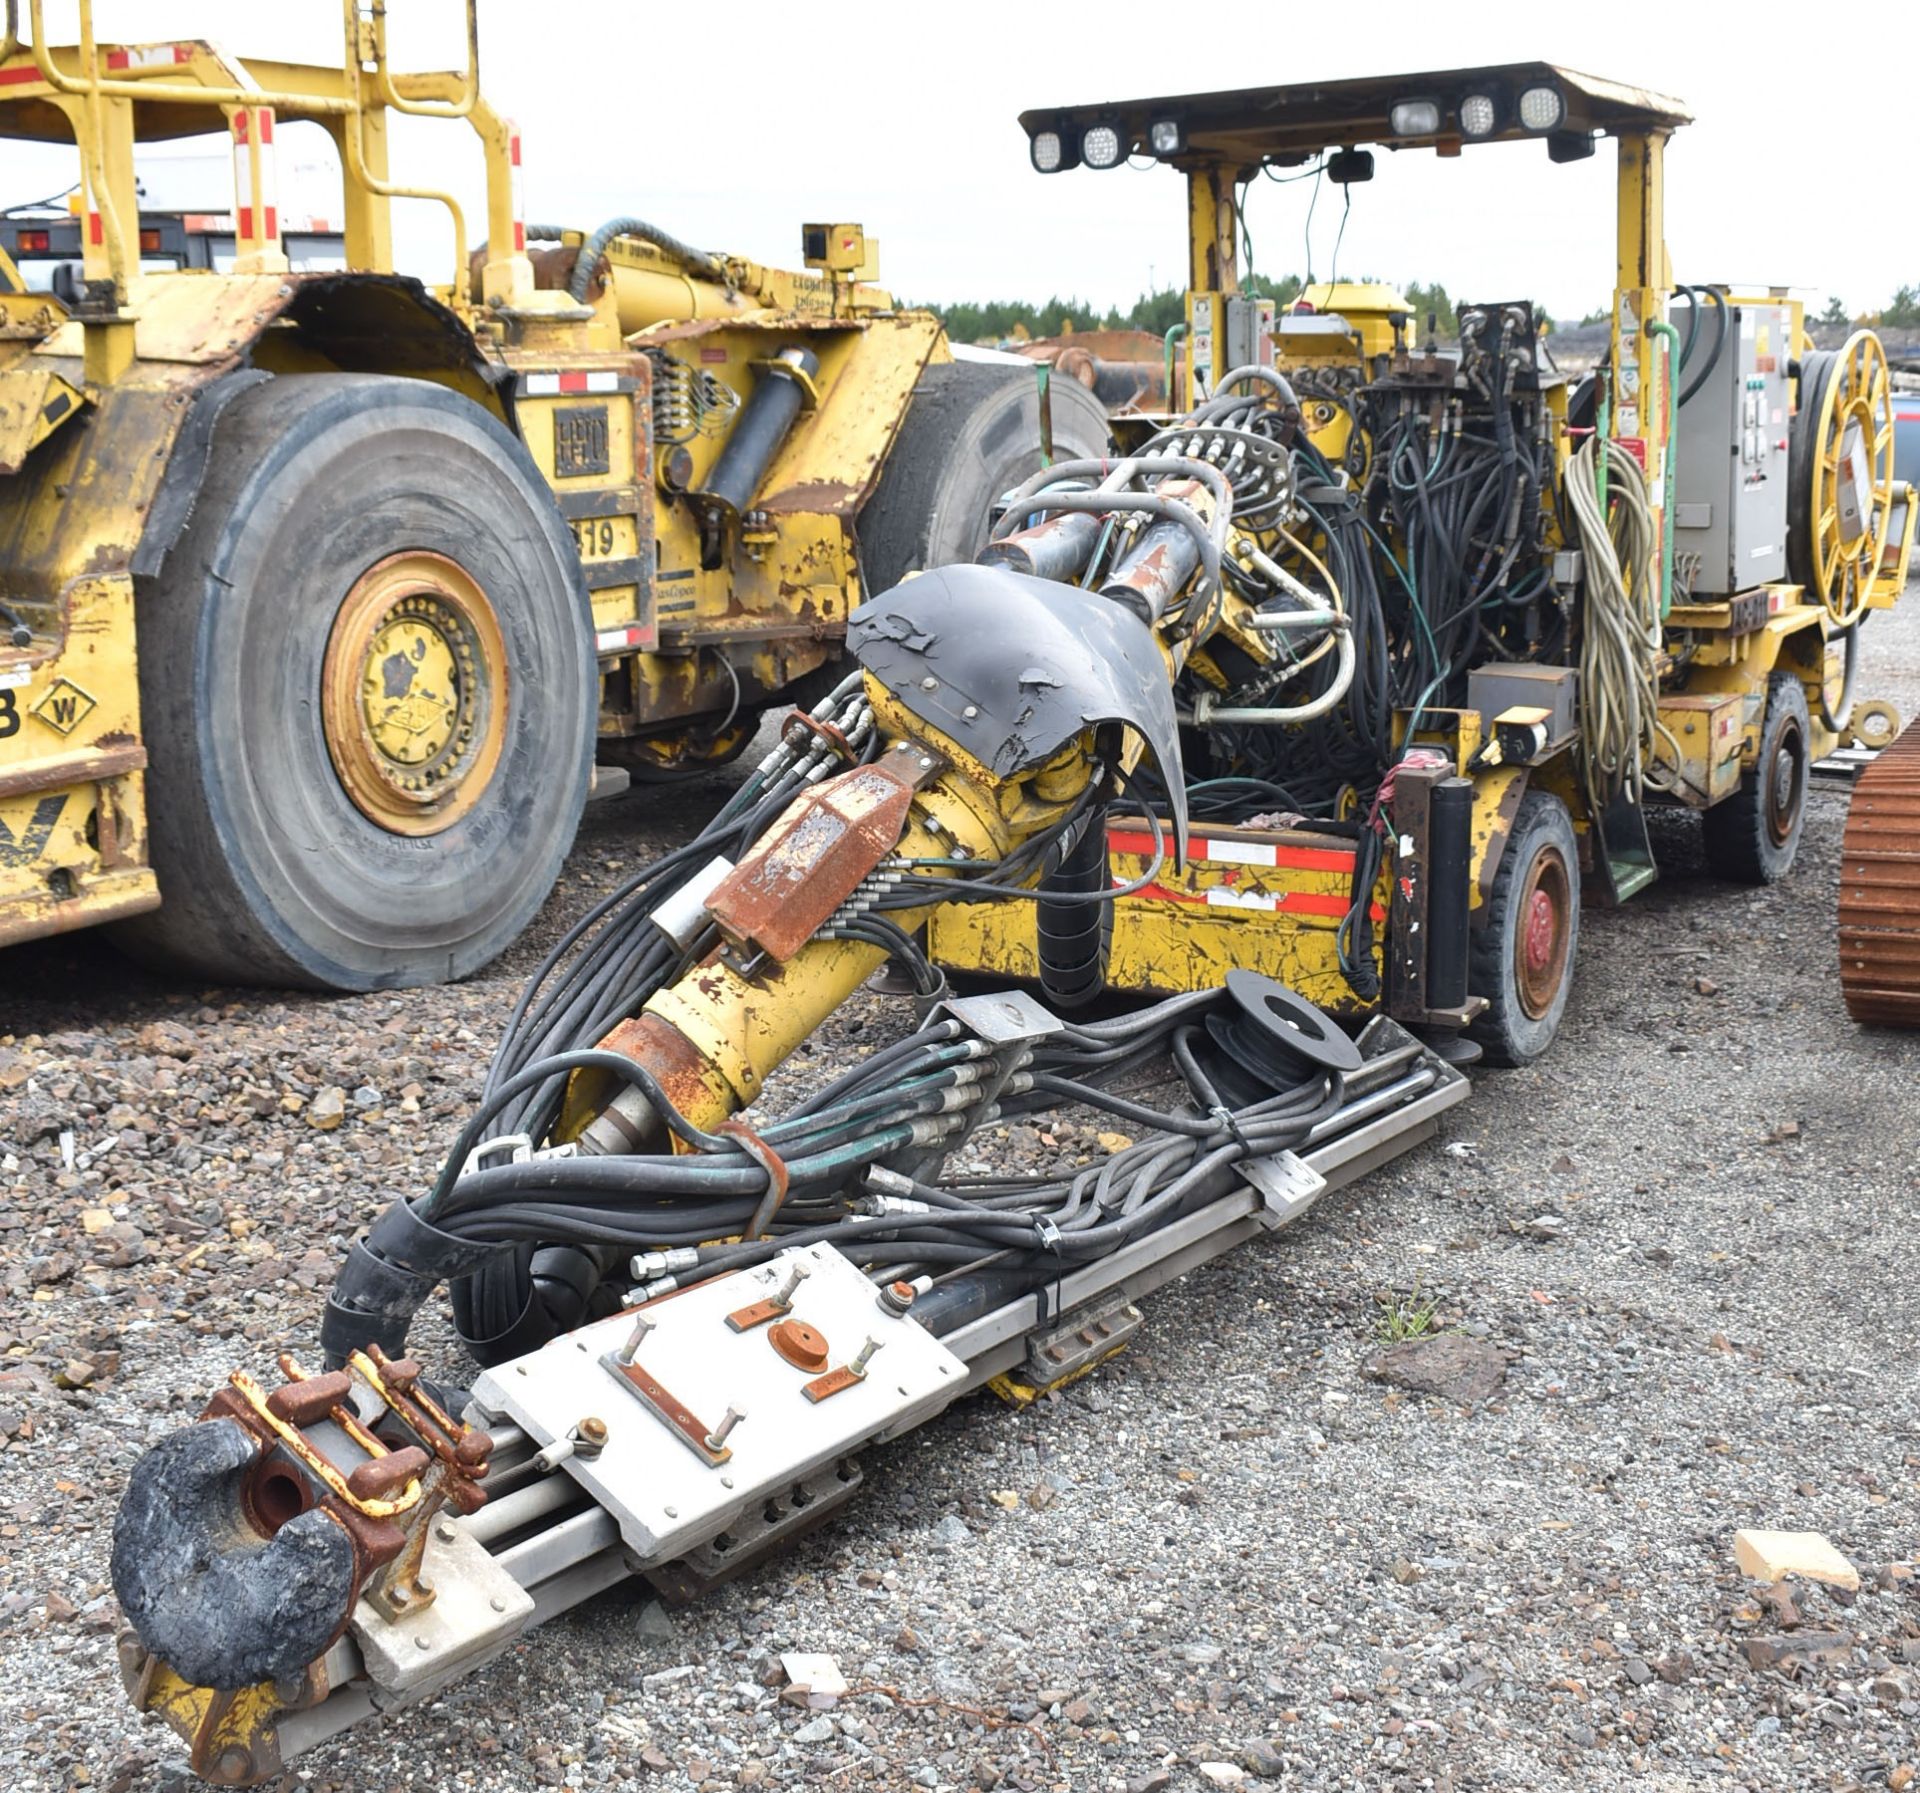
[553,404,610,478]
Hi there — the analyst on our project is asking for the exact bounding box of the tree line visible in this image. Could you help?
[926,277,1462,345]
[927,279,1920,345]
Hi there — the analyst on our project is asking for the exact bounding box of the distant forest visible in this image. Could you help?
[922,278,1920,345]
[923,276,1463,345]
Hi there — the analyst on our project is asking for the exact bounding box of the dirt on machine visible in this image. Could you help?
[0,0,1103,992]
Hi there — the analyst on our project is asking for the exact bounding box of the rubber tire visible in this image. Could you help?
[1467,791,1580,1068]
[113,374,595,991]
[1702,672,1809,885]
[857,361,1111,594]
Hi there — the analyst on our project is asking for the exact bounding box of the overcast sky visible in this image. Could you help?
[8,2,1908,322]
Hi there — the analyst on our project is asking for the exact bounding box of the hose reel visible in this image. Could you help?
[1789,331,1897,626]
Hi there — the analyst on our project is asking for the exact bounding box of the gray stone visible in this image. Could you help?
[1363,1334,1513,1403]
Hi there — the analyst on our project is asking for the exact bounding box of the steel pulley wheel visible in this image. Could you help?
[1838,720,1920,1025]
[1789,333,1897,626]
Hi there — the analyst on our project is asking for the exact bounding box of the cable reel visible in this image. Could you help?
[1789,331,1897,626]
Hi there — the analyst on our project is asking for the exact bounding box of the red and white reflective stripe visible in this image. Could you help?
[507,121,526,253]
[595,624,650,654]
[523,370,624,395]
[1128,878,1384,923]
[106,45,191,71]
[230,107,278,247]
[1106,828,1356,875]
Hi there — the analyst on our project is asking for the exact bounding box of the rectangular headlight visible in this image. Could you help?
[1148,118,1184,156]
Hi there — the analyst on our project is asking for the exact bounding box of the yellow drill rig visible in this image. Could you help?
[102,58,1914,1787]
[0,0,1101,989]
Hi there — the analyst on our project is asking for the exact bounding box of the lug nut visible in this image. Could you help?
[848,1336,883,1379]
[704,1405,746,1452]
[615,1314,655,1366]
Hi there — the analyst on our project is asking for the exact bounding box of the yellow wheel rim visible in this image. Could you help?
[322,551,508,837]
[1804,330,1895,627]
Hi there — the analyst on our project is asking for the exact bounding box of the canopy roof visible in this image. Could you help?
[1017,63,1690,167]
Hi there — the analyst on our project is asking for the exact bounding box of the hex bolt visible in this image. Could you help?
[615,1314,655,1365]
[705,1405,746,1452]
[771,1261,811,1311]
[575,1416,609,1459]
[435,1520,458,1544]
[848,1336,883,1379]
[920,675,939,692]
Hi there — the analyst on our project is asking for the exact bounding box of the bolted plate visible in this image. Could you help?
[471,1245,966,1565]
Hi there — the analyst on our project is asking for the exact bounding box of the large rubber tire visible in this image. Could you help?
[114,374,595,991]
[1702,672,1809,885]
[857,361,1111,594]
[1468,791,1580,1067]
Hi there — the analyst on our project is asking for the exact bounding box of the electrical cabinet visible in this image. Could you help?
[1669,294,1792,596]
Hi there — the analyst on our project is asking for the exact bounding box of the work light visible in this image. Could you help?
[1149,118,1184,156]
[1458,92,1499,137]
[1389,99,1441,136]
[1081,123,1124,169]
[1517,84,1566,132]
[1030,129,1067,173]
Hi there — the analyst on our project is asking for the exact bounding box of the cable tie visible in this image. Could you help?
[1208,1105,1256,1153]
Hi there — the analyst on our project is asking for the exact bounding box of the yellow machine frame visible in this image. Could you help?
[936,64,1915,1022]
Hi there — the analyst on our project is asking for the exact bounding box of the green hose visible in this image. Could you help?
[1164,322,1188,411]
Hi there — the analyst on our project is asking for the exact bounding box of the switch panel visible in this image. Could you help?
[1669,294,1793,596]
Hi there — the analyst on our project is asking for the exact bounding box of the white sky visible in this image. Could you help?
[7,1,1908,321]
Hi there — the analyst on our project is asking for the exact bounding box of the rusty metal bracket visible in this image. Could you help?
[721,1115,792,1240]
[603,1355,734,1465]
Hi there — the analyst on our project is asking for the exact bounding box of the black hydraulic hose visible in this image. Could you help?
[1678,287,1726,407]
[567,215,726,302]
[1034,804,1112,1010]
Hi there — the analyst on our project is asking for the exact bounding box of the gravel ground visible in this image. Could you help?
[3,592,1917,1793]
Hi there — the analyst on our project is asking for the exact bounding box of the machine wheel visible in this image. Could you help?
[1468,791,1580,1067]
[1702,672,1809,885]
[857,361,1111,594]
[115,375,595,991]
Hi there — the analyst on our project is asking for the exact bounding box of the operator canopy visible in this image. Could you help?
[1020,61,1691,173]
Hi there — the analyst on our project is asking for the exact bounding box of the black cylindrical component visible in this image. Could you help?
[1426,776,1472,1011]
[696,346,818,519]
[1035,808,1112,1010]
[978,509,1101,581]
[1099,515,1201,622]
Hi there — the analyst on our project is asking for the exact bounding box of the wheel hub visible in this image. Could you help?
[1514,849,1571,1022]
[1767,724,1805,847]
[323,552,508,837]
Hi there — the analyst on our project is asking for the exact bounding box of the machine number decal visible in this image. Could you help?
[0,689,16,738]
[571,516,617,559]
[553,404,611,477]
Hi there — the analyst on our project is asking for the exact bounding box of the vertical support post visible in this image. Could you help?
[1183,164,1240,409]
[335,107,394,274]
[1609,130,1672,498]
[230,106,288,274]
[478,109,535,309]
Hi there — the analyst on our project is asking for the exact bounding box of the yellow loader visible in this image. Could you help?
[0,0,1102,989]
